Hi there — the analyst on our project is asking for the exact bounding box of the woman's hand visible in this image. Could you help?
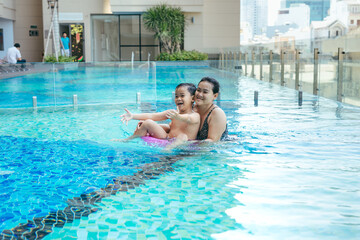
[120,108,133,125]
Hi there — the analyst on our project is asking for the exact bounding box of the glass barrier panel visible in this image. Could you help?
[272,50,281,85]
[52,62,157,107]
[0,63,55,108]
[284,50,296,89]
[343,52,360,106]
[140,47,159,61]
[299,50,314,95]
[318,51,338,101]
[262,51,270,82]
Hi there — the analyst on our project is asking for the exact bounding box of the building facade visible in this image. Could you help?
[241,0,268,37]
[42,0,240,62]
[0,0,15,60]
[286,0,331,22]
[276,4,310,28]
[0,0,44,62]
[330,0,360,31]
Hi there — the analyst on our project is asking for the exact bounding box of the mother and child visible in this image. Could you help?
[117,77,228,148]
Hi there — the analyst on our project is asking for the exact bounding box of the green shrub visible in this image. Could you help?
[44,55,76,63]
[156,50,208,61]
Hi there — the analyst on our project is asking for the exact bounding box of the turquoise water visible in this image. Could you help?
[1,64,360,239]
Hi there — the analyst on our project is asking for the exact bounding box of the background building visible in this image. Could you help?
[42,0,240,62]
[0,0,43,62]
[330,0,360,30]
[241,0,268,38]
[0,1,15,60]
[266,3,310,39]
[285,0,331,22]
[276,4,310,28]
[1,0,241,62]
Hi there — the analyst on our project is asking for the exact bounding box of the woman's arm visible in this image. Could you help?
[205,108,227,142]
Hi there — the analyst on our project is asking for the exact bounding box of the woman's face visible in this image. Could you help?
[195,81,218,106]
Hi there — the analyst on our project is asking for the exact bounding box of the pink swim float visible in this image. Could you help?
[141,136,173,147]
[141,136,200,150]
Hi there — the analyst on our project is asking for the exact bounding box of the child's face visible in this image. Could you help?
[175,86,194,112]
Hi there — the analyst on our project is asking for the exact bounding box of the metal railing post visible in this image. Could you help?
[73,94,78,106]
[244,52,248,76]
[251,50,255,78]
[254,91,258,106]
[136,92,141,104]
[280,49,285,86]
[337,48,344,102]
[219,52,222,69]
[239,51,242,75]
[221,52,224,70]
[260,51,263,80]
[298,91,303,106]
[32,96,37,109]
[233,51,237,72]
[224,51,227,70]
[313,48,319,95]
[295,49,300,90]
[269,50,273,82]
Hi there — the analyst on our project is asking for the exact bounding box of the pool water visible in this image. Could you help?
[1,65,360,239]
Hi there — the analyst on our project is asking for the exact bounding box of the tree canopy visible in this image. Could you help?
[143,4,186,54]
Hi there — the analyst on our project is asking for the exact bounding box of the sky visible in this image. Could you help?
[268,0,281,26]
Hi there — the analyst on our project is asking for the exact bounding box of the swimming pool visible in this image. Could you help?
[1,63,360,239]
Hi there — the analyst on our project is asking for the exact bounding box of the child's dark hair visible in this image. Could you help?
[199,77,220,94]
[176,83,196,95]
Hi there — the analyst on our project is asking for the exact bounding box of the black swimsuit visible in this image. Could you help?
[196,106,228,141]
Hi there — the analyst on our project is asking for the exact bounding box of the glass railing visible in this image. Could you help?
[1,41,359,109]
[216,36,360,107]
[0,62,157,108]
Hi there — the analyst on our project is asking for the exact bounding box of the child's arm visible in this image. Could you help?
[166,110,200,124]
[121,108,168,125]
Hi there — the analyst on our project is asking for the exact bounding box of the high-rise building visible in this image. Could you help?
[241,0,268,37]
[286,0,331,22]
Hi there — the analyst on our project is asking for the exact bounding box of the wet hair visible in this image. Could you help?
[199,77,220,94]
[14,43,20,48]
[176,83,196,96]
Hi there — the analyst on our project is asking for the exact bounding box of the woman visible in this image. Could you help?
[195,77,228,142]
[133,77,228,143]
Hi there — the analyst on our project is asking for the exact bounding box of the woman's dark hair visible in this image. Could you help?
[199,77,220,94]
[14,43,20,48]
[176,83,196,95]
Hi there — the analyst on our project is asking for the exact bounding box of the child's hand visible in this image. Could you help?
[120,108,133,125]
[165,109,180,120]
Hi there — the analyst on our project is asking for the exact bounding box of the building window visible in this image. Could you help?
[358,20,360,26]
[0,29,3,51]
[336,30,339,36]
[351,20,354,24]
[91,14,160,62]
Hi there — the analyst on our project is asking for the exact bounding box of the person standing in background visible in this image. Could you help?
[60,32,70,57]
[6,43,26,64]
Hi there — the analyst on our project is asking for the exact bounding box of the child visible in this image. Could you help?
[118,83,200,145]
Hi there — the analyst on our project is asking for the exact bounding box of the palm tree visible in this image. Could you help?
[143,4,185,54]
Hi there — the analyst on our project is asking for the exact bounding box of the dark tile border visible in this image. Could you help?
[0,155,184,240]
